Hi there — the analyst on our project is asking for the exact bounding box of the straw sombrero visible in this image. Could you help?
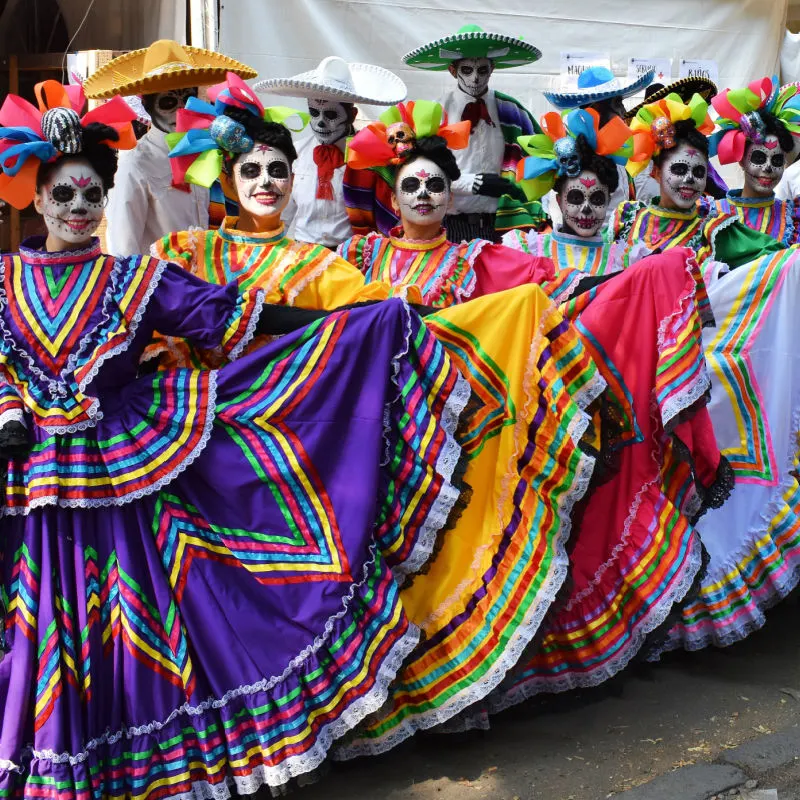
[403,24,541,71]
[254,56,406,105]
[83,40,257,99]
[624,76,717,121]
[545,66,655,110]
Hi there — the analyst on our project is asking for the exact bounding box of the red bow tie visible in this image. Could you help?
[461,98,495,131]
[313,144,345,200]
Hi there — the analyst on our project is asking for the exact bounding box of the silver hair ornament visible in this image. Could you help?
[210,115,254,154]
[554,136,581,178]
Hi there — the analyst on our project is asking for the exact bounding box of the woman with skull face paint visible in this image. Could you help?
[162,88,607,759]
[434,108,733,718]
[614,92,784,269]
[0,81,475,798]
[609,89,800,657]
[708,77,800,246]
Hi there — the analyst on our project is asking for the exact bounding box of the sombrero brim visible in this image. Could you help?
[544,70,655,110]
[254,63,407,105]
[84,46,257,99]
[403,31,541,71]
[624,76,717,121]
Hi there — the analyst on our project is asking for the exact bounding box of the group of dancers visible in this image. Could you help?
[0,24,798,800]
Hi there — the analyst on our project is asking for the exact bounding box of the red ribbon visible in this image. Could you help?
[313,144,345,200]
[461,99,495,132]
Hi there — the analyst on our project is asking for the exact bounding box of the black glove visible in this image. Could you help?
[0,420,30,460]
[473,173,528,202]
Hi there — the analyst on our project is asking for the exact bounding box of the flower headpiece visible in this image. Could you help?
[0,80,137,208]
[514,108,634,201]
[709,76,800,164]
[167,71,309,188]
[345,100,470,171]
[628,92,714,176]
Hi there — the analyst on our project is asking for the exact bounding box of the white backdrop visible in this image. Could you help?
[220,0,788,122]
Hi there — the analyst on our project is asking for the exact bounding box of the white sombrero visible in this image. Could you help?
[254,56,407,106]
[545,66,655,110]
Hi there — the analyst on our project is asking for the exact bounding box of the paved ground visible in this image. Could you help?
[283,595,800,800]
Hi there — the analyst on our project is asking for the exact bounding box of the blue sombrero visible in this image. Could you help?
[544,66,655,110]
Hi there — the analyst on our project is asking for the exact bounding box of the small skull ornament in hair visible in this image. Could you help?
[233,144,292,219]
[450,58,494,98]
[148,88,198,133]
[395,156,450,227]
[34,159,105,245]
[660,142,707,210]
[742,135,785,197]
[558,170,610,238]
[308,98,351,145]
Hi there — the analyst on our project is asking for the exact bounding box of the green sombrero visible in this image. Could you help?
[403,24,541,71]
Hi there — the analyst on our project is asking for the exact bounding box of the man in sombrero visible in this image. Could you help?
[255,56,407,248]
[403,24,545,243]
[83,39,256,256]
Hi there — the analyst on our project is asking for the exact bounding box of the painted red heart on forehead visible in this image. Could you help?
[71,175,92,188]
[579,178,597,188]
[764,140,779,150]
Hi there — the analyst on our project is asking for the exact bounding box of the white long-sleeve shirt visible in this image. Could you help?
[440,87,505,215]
[106,127,209,257]
[282,134,352,247]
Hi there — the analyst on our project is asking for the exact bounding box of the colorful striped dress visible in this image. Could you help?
[0,236,469,798]
[612,199,800,654]
[712,191,800,246]
[154,220,604,758]
[338,230,729,717]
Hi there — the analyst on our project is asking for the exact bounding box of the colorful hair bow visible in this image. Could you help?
[0,80,137,208]
[167,71,309,188]
[514,108,634,201]
[628,92,714,177]
[708,76,800,164]
[345,100,470,171]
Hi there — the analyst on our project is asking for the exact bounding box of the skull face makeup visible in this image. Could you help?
[34,158,105,247]
[394,156,450,230]
[658,142,708,210]
[307,98,351,145]
[450,58,494,98]
[232,145,293,220]
[557,170,609,238]
[741,135,785,197]
[147,88,198,133]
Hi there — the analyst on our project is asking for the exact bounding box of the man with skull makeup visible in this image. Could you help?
[254,56,407,247]
[83,39,257,256]
[403,25,546,243]
[709,77,800,246]
[612,88,800,658]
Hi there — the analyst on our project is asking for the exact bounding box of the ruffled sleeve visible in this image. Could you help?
[143,263,263,368]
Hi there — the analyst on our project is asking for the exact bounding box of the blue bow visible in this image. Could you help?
[0,127,57,176]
